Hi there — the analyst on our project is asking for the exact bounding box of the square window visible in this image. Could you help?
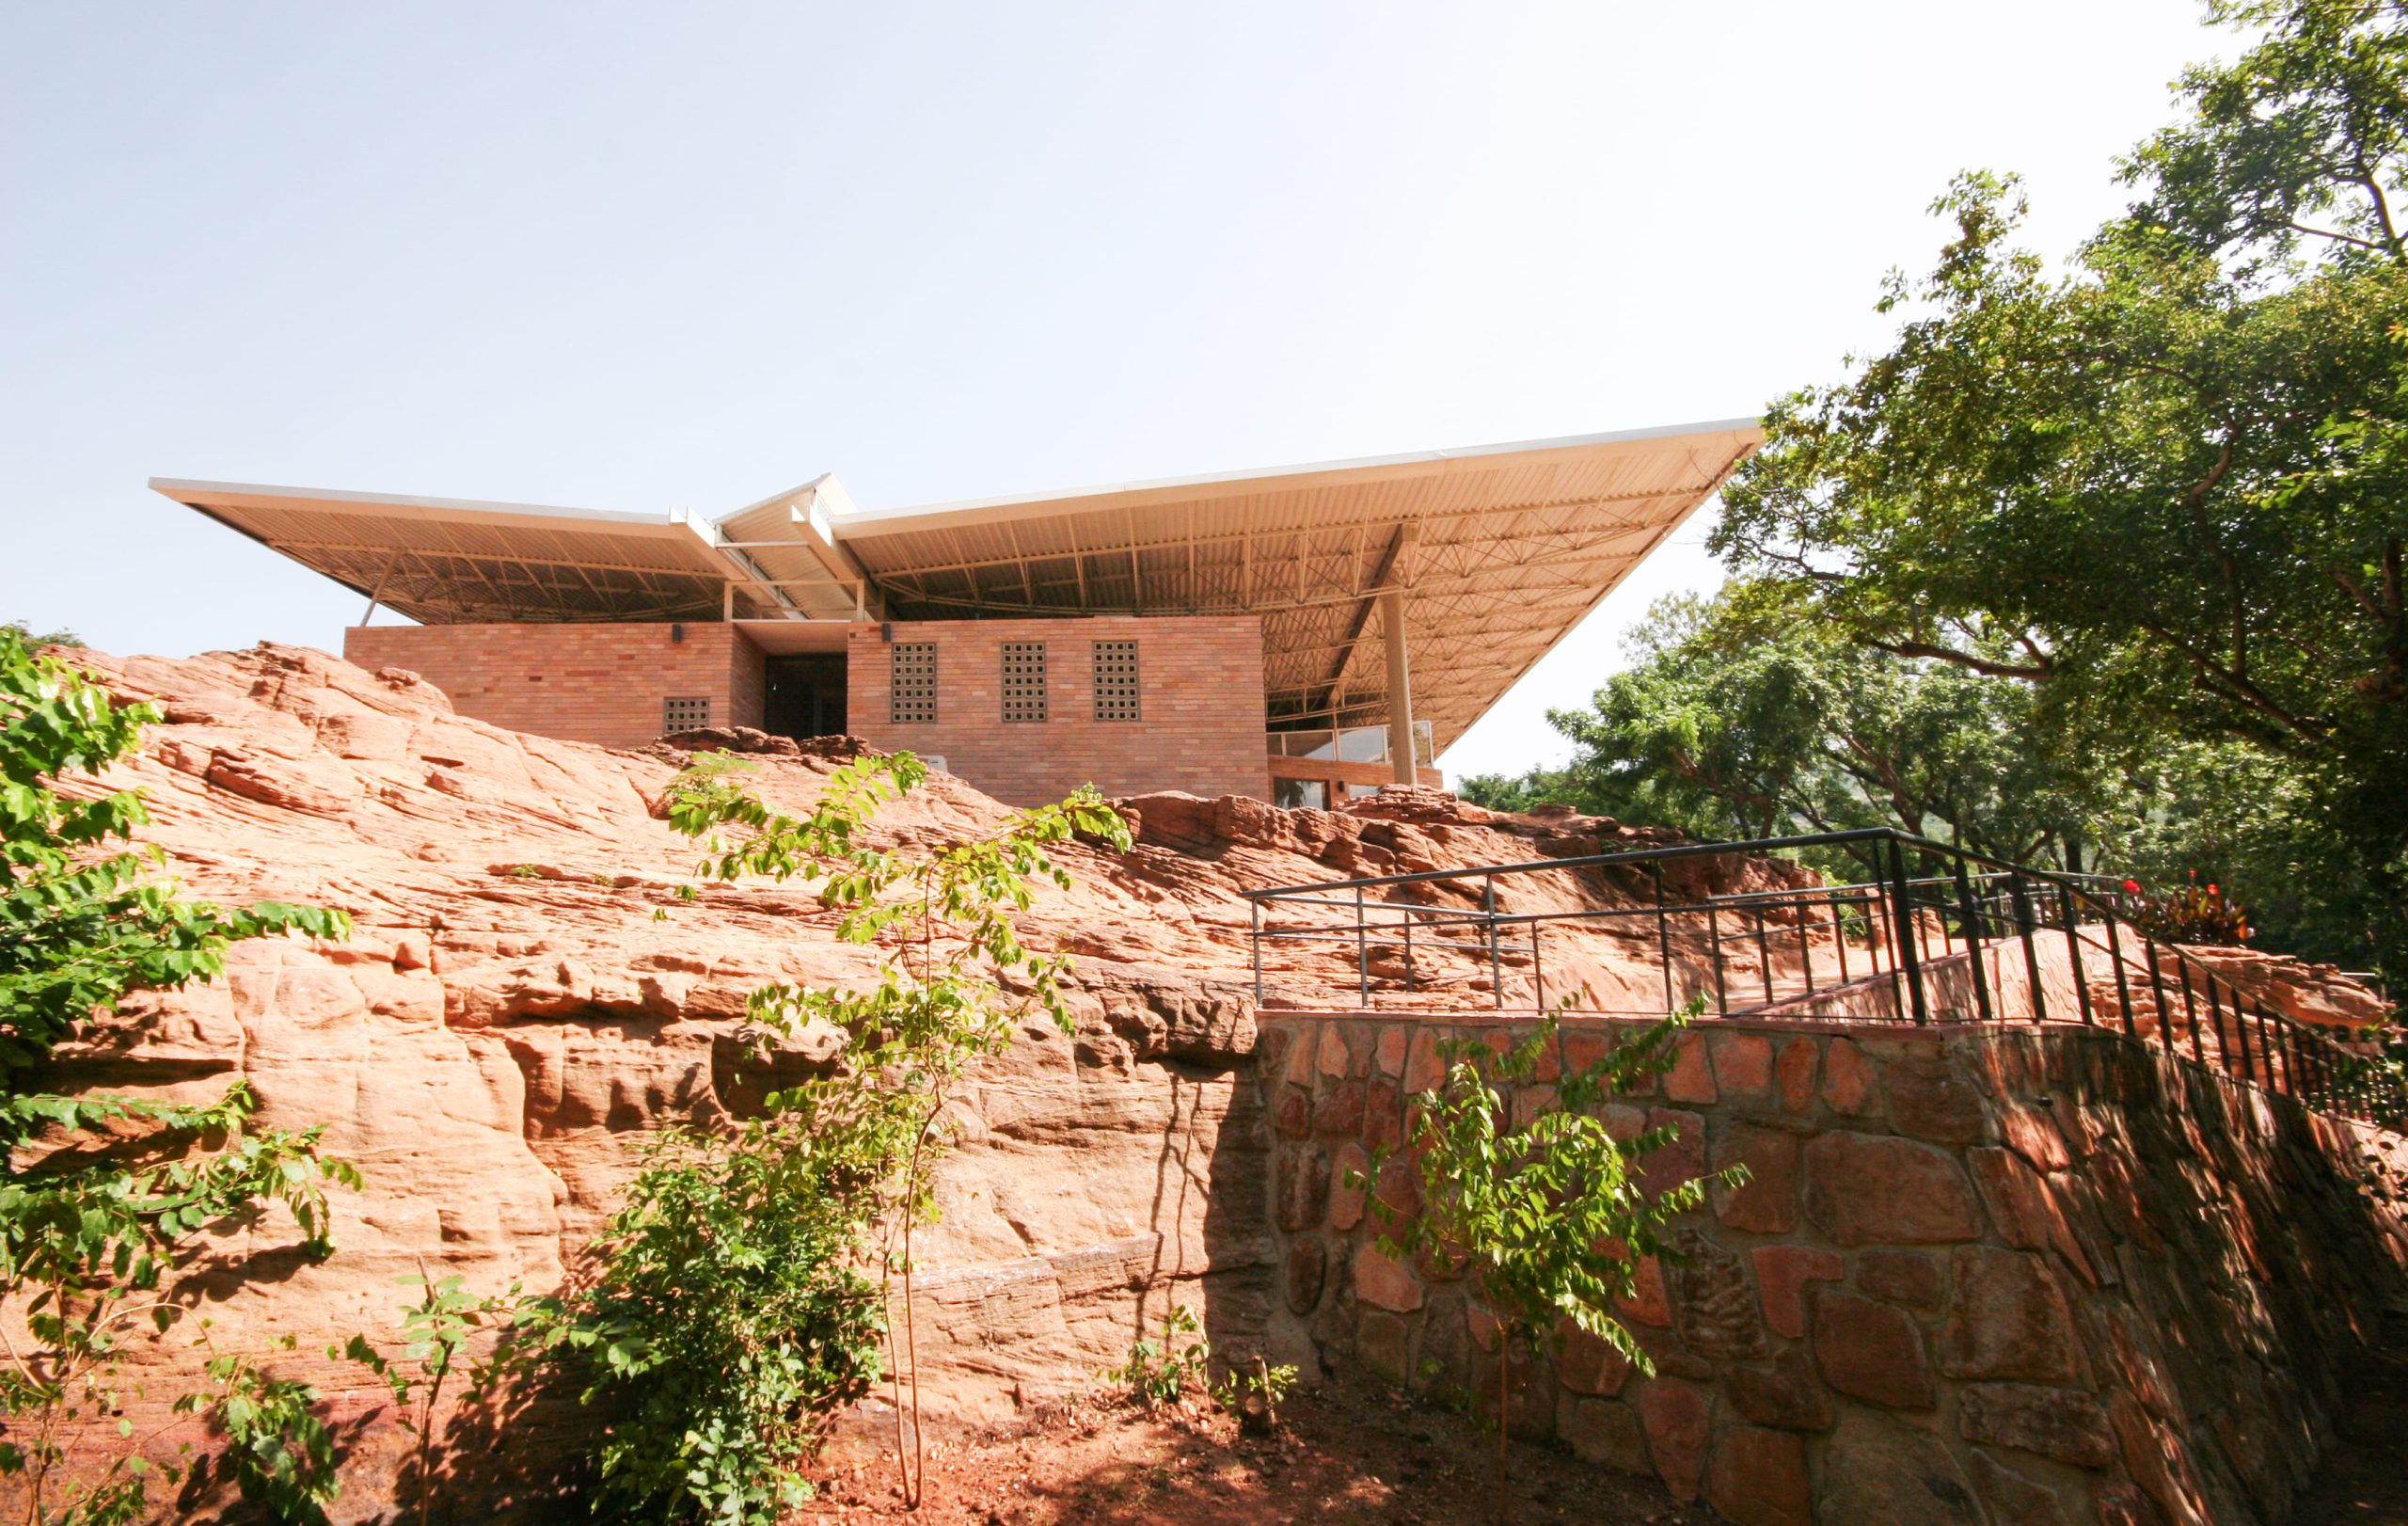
[663,695,711,731]
[1002,642,1048,723]
[891,643,938,723]
[1092,640,1140,722]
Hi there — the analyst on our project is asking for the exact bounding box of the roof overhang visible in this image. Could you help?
[156,416,1761,748]
[823,419,1763,743]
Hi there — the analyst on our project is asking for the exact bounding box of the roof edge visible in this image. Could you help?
[828,417,1764,536]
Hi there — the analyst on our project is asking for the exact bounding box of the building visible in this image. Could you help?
[154,421,1760,807]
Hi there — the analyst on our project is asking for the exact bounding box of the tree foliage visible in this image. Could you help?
[1468,584,2111,875]
[0,626,357,1523]
[1704,0,2408,978]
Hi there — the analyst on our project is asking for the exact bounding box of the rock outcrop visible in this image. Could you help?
[9,643,2396,1523]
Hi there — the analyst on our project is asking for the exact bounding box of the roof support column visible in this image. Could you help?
[1382,589,1416,786]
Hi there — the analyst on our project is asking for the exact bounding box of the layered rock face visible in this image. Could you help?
[16,644,1755,1516]
[11,643,2400,1524]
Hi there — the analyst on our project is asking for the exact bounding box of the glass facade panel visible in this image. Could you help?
[1272,777,1328,811]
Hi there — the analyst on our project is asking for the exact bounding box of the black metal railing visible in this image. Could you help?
[1241,827,2389,1123]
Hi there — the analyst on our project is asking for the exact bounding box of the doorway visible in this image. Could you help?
[765,653,848,739]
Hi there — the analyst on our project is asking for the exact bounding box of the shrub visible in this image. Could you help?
[0,626,356,1523]
[1360,998,1741,1504]
[512,750,1130,1520]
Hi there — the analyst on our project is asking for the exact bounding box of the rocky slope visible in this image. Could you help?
[19,644,1788,1511]
[11,643,2392,1520]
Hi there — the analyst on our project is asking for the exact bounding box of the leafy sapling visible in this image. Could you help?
[1357,998,1743,1507]
[339,1272,520,1526]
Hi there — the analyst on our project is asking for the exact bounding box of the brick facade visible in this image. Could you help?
[848,615,1270,805]
[345,614,1273,802]
[343,622,765,750]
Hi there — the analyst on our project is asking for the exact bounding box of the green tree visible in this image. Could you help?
[511,751,1131,1523]
[1714,0,2408,978]
[0,627,356,1523]
[1476,585,2109,873]
[1361,1001,1740,1516]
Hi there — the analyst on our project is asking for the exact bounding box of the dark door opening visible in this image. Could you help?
[765,653,848,739]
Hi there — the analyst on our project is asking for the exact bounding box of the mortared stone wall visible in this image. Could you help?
[1253,1012,2408,1526]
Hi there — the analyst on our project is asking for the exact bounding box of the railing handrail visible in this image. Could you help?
[1241,823,2394,1127]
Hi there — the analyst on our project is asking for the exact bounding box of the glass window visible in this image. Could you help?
[1092,640,1140,721]
[1001,642,1048,723]
[890,643,937,723]
[1273,777,1328,811]
[663,696,711,731]
[1337,725,1389,764]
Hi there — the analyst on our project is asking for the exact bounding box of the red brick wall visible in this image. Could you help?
[343,623,766,749]
[848,615,1270,805]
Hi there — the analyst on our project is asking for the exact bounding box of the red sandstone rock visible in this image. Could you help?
[1721,1349,1833,1432]
[1881,1053,1989,1145]
[1812,1291,1937,1409]
[1352,1241,1424,1313]
[1774,1036,1818,1112]
[1710,1122,1801,1233]
[1665,1032,1718,1103]
[1856,1248,1949,1311]
[1940,1248,2079,1384]
[1709,1031,1774,1098]
[1704,1425,1812,1526]
[1821,1037,1875,1113]
[1818,1408,1984,1525]
[1752,1245,1842,1339]
[1635,1377,1711,1501]
[1559,1394,1650,1473]
[1802,1132,1985,1245]
[1957,1381,2116,1469]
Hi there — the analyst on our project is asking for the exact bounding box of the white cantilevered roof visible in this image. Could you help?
[154,417,1761,749]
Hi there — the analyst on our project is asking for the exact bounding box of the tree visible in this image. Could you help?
[0,626,357,1523]
[1360,1001,1740,1518]
[1474,584,2110,873]
[511,750,1131,1523]
[1713,0,2408,978]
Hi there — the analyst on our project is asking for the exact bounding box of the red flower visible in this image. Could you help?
[2208,883,2220,897]
[2121,879,2141,894]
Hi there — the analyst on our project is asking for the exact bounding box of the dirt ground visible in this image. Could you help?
[799,1372,1708,1525]
[800,1323,2408,1526]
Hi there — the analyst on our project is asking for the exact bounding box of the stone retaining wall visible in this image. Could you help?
[1252,1012,2408,1525]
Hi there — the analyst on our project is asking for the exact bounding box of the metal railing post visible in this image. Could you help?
[2144,938,2173,1053]
[2178,956,2205,1062]
[2103,914,2136,1040]
[2057,883,2095,1027]
[1402,903,1414,994]
[1706,901,1729,1017]
[1952,857,1992,1025]
[1532,918,1545,1014]
[1354,885,1369,1008]
[2010,875,2046,1025]
[1251,898,1263,1007]
[1832,892,1851,984]
[1886,838,1930,1025]
[1484,875,1501,1010]
[1651,864,1674,1015]
[1754,902,1775,1008]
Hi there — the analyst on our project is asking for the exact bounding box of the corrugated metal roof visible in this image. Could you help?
[154,418,1760,750]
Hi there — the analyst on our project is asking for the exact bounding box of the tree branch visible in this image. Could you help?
[1862,637,2053,680]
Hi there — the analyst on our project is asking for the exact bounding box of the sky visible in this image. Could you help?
[1,2,2233,780]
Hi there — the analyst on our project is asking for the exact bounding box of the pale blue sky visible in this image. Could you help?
[2,3,2226,778]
